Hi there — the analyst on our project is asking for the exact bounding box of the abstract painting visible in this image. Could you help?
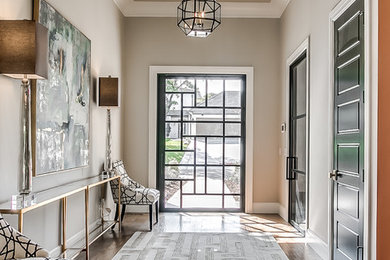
[33,0,90,175]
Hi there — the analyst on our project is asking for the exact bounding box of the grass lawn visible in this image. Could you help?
[165,139,189,164]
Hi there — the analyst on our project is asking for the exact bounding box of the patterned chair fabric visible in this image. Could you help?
[0,214,49,259]
[110,160,160,205]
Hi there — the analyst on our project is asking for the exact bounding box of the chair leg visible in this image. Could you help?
[121,204,126,222]
[155,202,159,224]
[112,203,119,230]
[149,204,153,231]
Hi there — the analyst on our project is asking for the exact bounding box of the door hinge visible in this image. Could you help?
[363,90,365,103]
[362,169,365,182]
[361,11,365,25]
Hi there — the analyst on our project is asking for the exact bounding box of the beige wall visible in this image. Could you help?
[123,18,282,204]
[0,0,124,251]
[279,0,341,243]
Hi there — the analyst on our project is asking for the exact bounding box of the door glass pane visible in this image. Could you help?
[165,166,194,179]
[224,195,240,209]
[294,59,307,116]
[294,117,306,172]
[207,80,223,107]
[165,94,181,121]
[207,166,223,194]
[165,151,194,165]
[165,181,180,208]
[225,138,240,165]
[166,78,195,92]
[183,123,223,136]
[196,167,205,193]
[225,167,240,194]
[165,138,181,150]
[166,123,181,139]
[182,195,222,208]
[182,181,194,193]
[225,80,241,107]
[183,108,223,121]
[225,123,241,136]
[225,109,241,121]
[183,94,195,107]
[196,137,205,165]
[207,137,223,165]
[196,79,206,107]
[290,172,306,229]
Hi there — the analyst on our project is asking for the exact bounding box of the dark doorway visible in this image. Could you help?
[287,52,308,234]
[332,0,365,259]
[157,74,246,212]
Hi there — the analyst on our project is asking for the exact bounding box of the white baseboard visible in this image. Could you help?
[306,229,328,260]
[49,219,101,257]
[252,203,280,214]
[278,204,288,221]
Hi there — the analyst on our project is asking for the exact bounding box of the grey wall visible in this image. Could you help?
[0,0,124,251]
[279,0,341,243]
[122,17,282,204]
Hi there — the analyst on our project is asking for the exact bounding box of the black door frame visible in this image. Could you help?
[287,51,309,235]
[157,73,246,212]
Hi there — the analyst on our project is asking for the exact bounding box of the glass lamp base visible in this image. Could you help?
[11,193,36,209]
[101,170,114,179]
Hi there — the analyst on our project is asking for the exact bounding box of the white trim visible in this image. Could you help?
[49,219,101,257]
[283,37,310,229]
[149,66,254,213]
[329,0,377,259]
[252,202,280,214]
[113,0,290,18]
[306,229,328,260]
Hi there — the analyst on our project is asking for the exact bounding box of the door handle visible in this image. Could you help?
[286,157,297,180]
[329,170,339,181]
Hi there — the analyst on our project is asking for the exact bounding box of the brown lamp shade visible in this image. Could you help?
[0,20,48,79]
[99,77,119,107]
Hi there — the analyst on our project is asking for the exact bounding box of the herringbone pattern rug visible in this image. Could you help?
[113,232,289,259]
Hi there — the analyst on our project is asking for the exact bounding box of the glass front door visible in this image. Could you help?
[157,74,246,211]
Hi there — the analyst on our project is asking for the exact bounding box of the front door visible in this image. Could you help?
[287,52,307,234]
[157,74,246,212]
[332,0,365,259]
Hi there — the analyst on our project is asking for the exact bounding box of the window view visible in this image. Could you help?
[158,74,246,211]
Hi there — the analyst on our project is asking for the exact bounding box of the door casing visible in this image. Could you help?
[284,38,310,226]
[148,66,254,213]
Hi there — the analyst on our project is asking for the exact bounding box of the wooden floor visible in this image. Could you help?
[75,212,322,260]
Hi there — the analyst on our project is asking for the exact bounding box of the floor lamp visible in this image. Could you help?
[98,76,119,177]
[0,21,48,200]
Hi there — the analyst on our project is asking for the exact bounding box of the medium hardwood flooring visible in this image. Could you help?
[75,212,322,260]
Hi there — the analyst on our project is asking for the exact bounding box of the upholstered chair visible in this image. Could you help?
[110,160,160,231]
[0,214,50,259]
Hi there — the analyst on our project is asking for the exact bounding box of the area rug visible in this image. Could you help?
[112,232,289,260]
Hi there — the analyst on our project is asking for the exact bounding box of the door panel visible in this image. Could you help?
[288,53,307,234]
[333,0,364,259]
[157,74,246,212]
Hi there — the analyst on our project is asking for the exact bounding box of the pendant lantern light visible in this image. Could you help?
[177,0,221,38]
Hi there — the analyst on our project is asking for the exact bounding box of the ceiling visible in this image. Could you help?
[113,0,290,18]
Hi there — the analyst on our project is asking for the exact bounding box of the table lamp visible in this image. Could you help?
[0,20,48,197]
[98,76,119,177]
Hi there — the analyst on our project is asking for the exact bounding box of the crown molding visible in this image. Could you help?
[113,0,290,18]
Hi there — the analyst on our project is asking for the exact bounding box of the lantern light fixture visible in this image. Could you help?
[177,0,221,38]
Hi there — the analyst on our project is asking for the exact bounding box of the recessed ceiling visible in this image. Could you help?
[113,0,290,18]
